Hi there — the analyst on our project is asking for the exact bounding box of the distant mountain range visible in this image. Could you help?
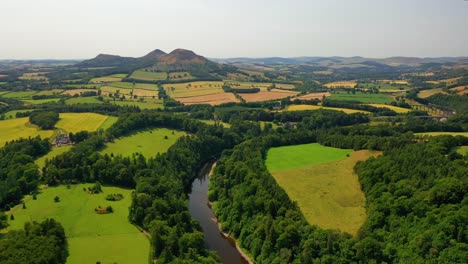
[210,56,468,66]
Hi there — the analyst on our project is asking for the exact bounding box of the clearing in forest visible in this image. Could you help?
[0,117,54,146]
[5,184,149,264]
[101,128,186,157]
[35,145,73,168]
[266,143,380,235]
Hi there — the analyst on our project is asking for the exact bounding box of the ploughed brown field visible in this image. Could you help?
[297,92,331,100]
[450,86,468,95]
[239,89,299,102]
[177,92,239,105]
[62,89,97,96]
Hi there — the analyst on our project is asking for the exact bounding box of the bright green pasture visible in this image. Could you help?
[101,128,185,157]
[35,146,73,169]
[2,91,37,99]
[65,96,103,105]
[329,92,394,104]
[35,89,64,96]
[6,184,149,264]
[266,143,352,172]
[99,116,118,130]
[22,98,61,104]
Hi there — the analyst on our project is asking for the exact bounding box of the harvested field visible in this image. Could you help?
[0,118,54,146]
[324,81,357,88]
[367,104,411,113]
[177,93,239,105]
[297,92,331,100]
[133,89,157,97]
[417,88,447,98]
[100,86,132,96]
[415,132,468,137]
[19,72,48,81]
[450,86,468,95]
[62,89,97,96]
[0,74,7,78]
[240,89,299,102]
[56,113,111,133]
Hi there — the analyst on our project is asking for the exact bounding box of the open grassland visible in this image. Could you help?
[0,118,54,146]
[89,75,124,83]
[22,98,61,104]
[62,89,97,96]
[35,89,64,96]
[101,128,185,157]
[56,113,112,133]
[286,104,371,114]
[1,91,37,99]
[6,184,149,264]
[267,143,380,235]
[415,132,468,137]
[297,92,331,100]
[330,92,393,104]
[2,109,33,119]
[65,96,103,105]
[324,81,357,88]
[240,89,299,102]
[367,104,411,113]
[0,91,11,96]
[35,146,72,169]
[99,116,118,130]
[111,98,163,109]
[456,146,468,155]
[164,81,224,98]
[198,119,231,128]
[131,70,167,81]
[417,88,447,98]
[177,92,239,105]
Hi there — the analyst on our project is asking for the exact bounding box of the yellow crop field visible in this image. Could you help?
[286,104,371,114]
[163,81,224,98]
[0,118,55,146]
[324,81,358,88]
[56,113,112,133]
[417,88,447,98]
[415,132,468,137]
[367,104,411,113]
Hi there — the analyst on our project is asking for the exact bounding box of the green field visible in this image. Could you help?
[89,75,124,83]
[330,93,394,104]
[65,96,104,105]
[111,98,163,109]
[266,143,378,235]
[456,146,468,155]
[0,117,54,146]
[35,146,72,168]
[22,98,61,104]
[1,109,33,119]
[266,143,352,172]
[34,89,64,96]
[198,119,231,128]
[101,128,185,157]
[6,184,149,264]
[1,91,38,99]
[131,70,167,81]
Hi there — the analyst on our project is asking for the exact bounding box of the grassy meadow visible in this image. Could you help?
[65,96,104,105]
[163,81,224,98]
[330,93,394,104]
[101,128,186,157]
[286,104,371,114]
[6,184,149,264]
[2,109,33,119]
[266,143,379,235]
[111,98,163,109]
[0,118,54,146]
[456,146,468,155]
[131,70,167,81]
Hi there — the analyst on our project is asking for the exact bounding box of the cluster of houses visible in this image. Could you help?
[52,134,71,147]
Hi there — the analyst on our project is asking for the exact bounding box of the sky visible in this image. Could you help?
[1,0,467,59]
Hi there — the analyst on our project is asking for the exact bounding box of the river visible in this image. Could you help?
[188,162,250,264]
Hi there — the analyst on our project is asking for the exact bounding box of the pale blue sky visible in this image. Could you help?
[1,0,467,59]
